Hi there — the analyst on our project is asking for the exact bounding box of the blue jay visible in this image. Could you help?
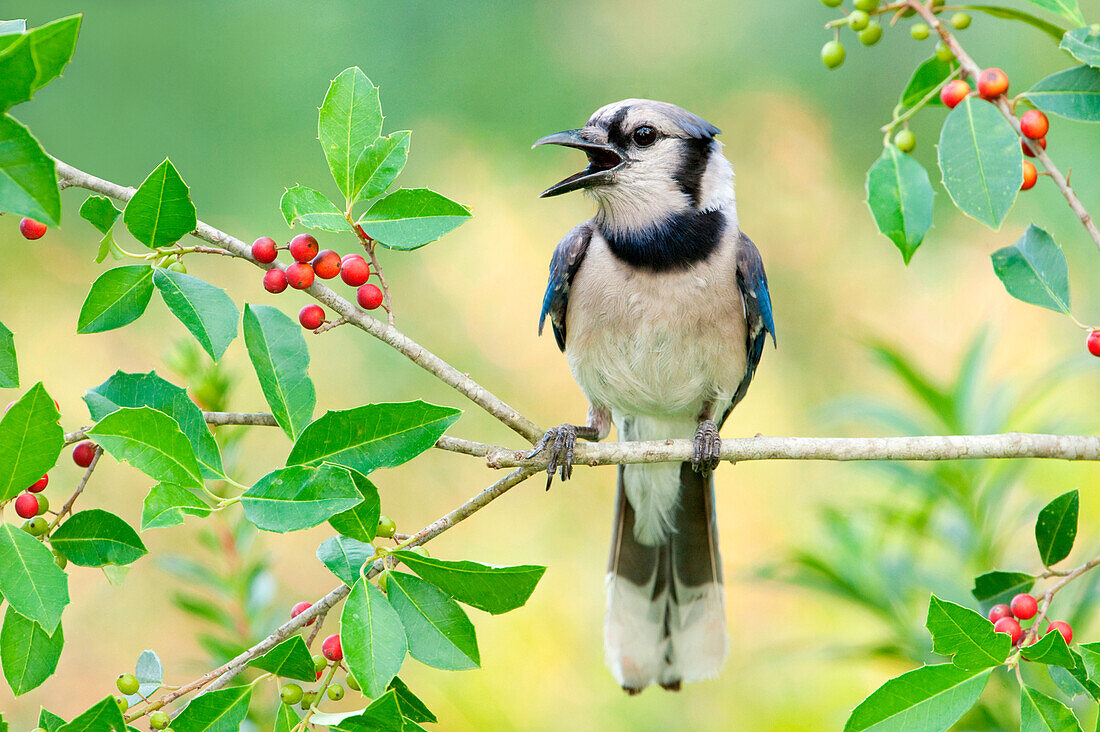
[531,99,774,693]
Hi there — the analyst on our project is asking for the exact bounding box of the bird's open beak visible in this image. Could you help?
[533,129,625,198]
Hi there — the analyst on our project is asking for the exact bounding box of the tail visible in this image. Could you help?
[605,460,727,693]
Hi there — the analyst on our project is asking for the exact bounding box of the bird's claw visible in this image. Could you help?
[527,424,579,489]
[692,419,722,473]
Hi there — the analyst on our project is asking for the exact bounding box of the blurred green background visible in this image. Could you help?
[2,1,1099,729]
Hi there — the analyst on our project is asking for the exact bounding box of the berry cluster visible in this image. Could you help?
[819,0,971,70]
[251,233,385,330]
[987,593,1072,646]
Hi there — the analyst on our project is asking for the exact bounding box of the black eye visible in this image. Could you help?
[632,126,657,147]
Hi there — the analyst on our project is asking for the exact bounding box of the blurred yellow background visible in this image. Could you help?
[1,1,1098,729]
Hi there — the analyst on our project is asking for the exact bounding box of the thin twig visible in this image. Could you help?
[200,411,279,427]
[1007,556,1100,667]
[46,445,102,533]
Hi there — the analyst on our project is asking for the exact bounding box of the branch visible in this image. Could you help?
[1007,555,1100,666]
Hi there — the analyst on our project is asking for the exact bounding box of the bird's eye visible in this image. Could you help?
[632,126,657,147]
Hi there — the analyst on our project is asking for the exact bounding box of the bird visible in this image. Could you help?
[530,99,774,694]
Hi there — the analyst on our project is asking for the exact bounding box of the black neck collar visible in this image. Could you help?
[599,208,726,271]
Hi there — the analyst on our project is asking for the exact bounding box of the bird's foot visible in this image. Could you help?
[526,423,580,489]
[692,419,721,473]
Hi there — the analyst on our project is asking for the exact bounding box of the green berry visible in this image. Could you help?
[22,517,48,536]
[34,493,49,516]
[150,711,171,729]
[911,23,930,40]
[53,549,67,569]
[854,0,878,9]
[821,40,846,69]
[376,515,397,539]
[951,12,971,29]
[378,570,390,592]
[411,545,430,558]
[300,690,317,710]
[859,21,883,46]
[280,683,303,705]
[935,41,953,62]
[313,654,328,674]
[346,673,360,692]
[821,0,842,6]
[167,261,187,274]
[327,683,345,701]
[116,672,140,695]
[114,696,129,713]
[848,10,870,30]
[894,129,917,153]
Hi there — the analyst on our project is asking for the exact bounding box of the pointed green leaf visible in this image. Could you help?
[1079,642,1100,679]
[1048,649,1100,700]
[358,189,471,250]
[0,383,62,501]
[844,664,992,732]
[56,696,126,732]
[79,195,120,234]
[342,580,407,698]
[1020,685,1082,732]
[274,704,300,732]
[87,406,205,489]
[171,685,252,732]
[242,463,362,533]
[286,401,460,475]
[972,571,1035,610]
[152,269,239,360]
[1026,65,1100,121]
[38,709,66,732]
[1,607,62,695]
[901,57,953,108]
[141,483,212,529]
[0,35,36,111]
[938,97,1021,229]
[133,649,162,700]
[0,319,16,388]
[279,185,351,231]
[328,470,380,542]
[318,691,404,731]
[123,159,197,248]
[352,131,410,201]
[866,144,934,263]
[51,510,147,567]
[991,225,1072,314]
[390,550,545,615]
[247,636,316,682]
[926,595,1010,670]
[0,523,67,634]
[242,304,315,440]
[961,5,1066,40]
[1022,628,1076,668]
[77,266,155,334]
[319,67,383,202]
[387,571,479,670]
[1036,490,1078,566]
[317,535,376,586]
[24,15,81,92]
[0,115,60,226]
[388,677,437,723]
[1022,0,1084,26]
[1062,26,1100,68]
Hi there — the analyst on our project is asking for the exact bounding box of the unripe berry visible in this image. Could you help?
[977,68,1009,98]
[357,283,384,310]
[52,548,66,569]
[251,236,278,263]
[312,249,341,280]
[73,441,96,468]
[378,569,390,592]
[150,711,171,729]
[346,673,360,692]
[1046,620,1073,644]
[821,0,842,6]
[340,255,371,286]
[1010,593,1038,620]
[1087,330,1100,357]
[313,653,328,673]
[935,42,953,62]
[821,41,846,70]
[35,493,49,516]
[910,23,930,40]
[940,80,971,109]
[322,633,343,662]
[854,0,879,10]
[285,262,315,290]
[299,305,325,330]
[117,672,140,695]
[994,616,1023,645]
[114,696,128,713]
[280,683,303,705]
[951,12,971,29]
[1021,161,1038,191]
[289,234,319,263]
[327,683,345,701]
[1022,136,1047,157]
[19,218,47,240]
[167,261,187,274]
[988,604,1013,623]
[29,474,48,493]
[22,517,48,536]
[1020,109,1049,139]
[859,22,883,46]
[893,129,917,153]
[291,600,315,625]
[263,268,289,294]
[848,10,870,31]
[411,545,430,558]
[300,690,317,710]
[376,514,397,539]
[15,492,38,519]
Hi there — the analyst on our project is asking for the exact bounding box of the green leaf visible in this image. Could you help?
[242,304,315,440]
[133,649,162,699]
[50,509,148,567]
[87,406,205,489]
[171,685,251,732]
[324,691,405,732]
[141,483,212,529]
[972,571,1035,610]
[843,664,992,732]
[94,230,125,264]
[242,463,363,533]
[1079,642,1100,679]
[1,607,62,695]
[961,5,1067,40]
[122,159,197,248]
[0,37,37,111]
[274,704,300,732]
[1020,685,1082,732]
[279,185,352,231]
[1026,65,1100,122]
[390,550,545,615]
[901,57,953,108]
[866,144,934,263]
[317,535,376,586]
[352,131,411,201]
[938,97,1021,229]
[152,269,239,361]
[387,571,479,671]
[79,195,120,234]
[24,15,81,92]
[246,636,316,682]
[342,579,407,698]
[358,189,471,250]
[991,225,1072,314]
[85,370,224,479]
[76,266,155,334]
[0,115,60,227]
[287,401,460,475]
[388,677,437,723]
[39,709,67,732]
[328,470,380,542]
[0,319,16,388]
[925,594,1010,670]
[319,67,383,202]
[1062,26,1100,67]
[1023,0,1084,26]
[56,696,126,732]
[1036,490,1078,566]
[0,383,62,501]
[0,524,67,634]
[1049,649,1100,700]
[1022,628,1076,668]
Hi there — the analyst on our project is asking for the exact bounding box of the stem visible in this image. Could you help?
[1006,556,1100,668]
[46,445,102,533]
[349,218,395,326]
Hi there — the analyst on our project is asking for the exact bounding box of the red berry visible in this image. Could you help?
[19,218,47,240]
[312,250,341,280]
[1046,620,1073,644]
[977,68,1009,99]
[322,633,343,662]
[251,237,279,263]
[263,268,289,294]
[357,283,384,310]
[1020,109,1049,140]
[28,474,48,493]
[14,493,39,519]
[994,616,1023,645]
[340,255,371,287]
[1022,136,1047,158]
[1022,161,1038,191]
[1010,593,1038,620]
[290,601,315,626]
[72,441,96,468]
[289,234,319,263]
[299,305,325,330]
[1087,330,1100,357]
[988,604,1013,624]
[940,80,970,109]
[285,262,315,290]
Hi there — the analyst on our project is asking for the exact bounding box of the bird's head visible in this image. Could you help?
[534,99,732,231]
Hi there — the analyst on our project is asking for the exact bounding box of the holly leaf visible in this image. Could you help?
[171,685,251,732]
[0,115,60,226]
[317,535,376,586]
[79,195,120,234]
[279,185,352,232]
[390,550,545,615]
[242,304,315,440]
[1061,26,1100,68]
[76,266,155,334]
[132,649,162,701]
[925,594,1010,670]
[387,571,480,671]
[247,636,316,682]
[342,580,407,698]
[1,607,63,695]
[0,319,15,388]
[328,470,381,543]
[1020,685,1082,732]
[55,696,126,732]
[938,97,1021,229]
[87,406,205,489]
[901,57,953,108]
[972,571,1035,610]
[274,704,300,732]
[1022,0,1084,26]
[50,510,147,567]
[0,523,68,634]
[0,382,62,501]
[358,188,471,250]
[388,677,437,723]
[843,664,992,732]
[1022,628,1076,668]
[38,709,67,732]
[152,269,239,361]
[1026,65,1100,122]
[318,691,405,732]
[961,5,1066,40]
[319,67,383,202]
[352,131,411,201]
[123,159,197,248]
[866,144,934,263]
[1036,490,1078,566]
[1048,649,1100,700]
[991,225,1072,314]
[242,463,363,533]
[141,483,212,530]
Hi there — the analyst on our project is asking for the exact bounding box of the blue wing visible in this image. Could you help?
[538,222,593,352]
[726,232,775,418]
